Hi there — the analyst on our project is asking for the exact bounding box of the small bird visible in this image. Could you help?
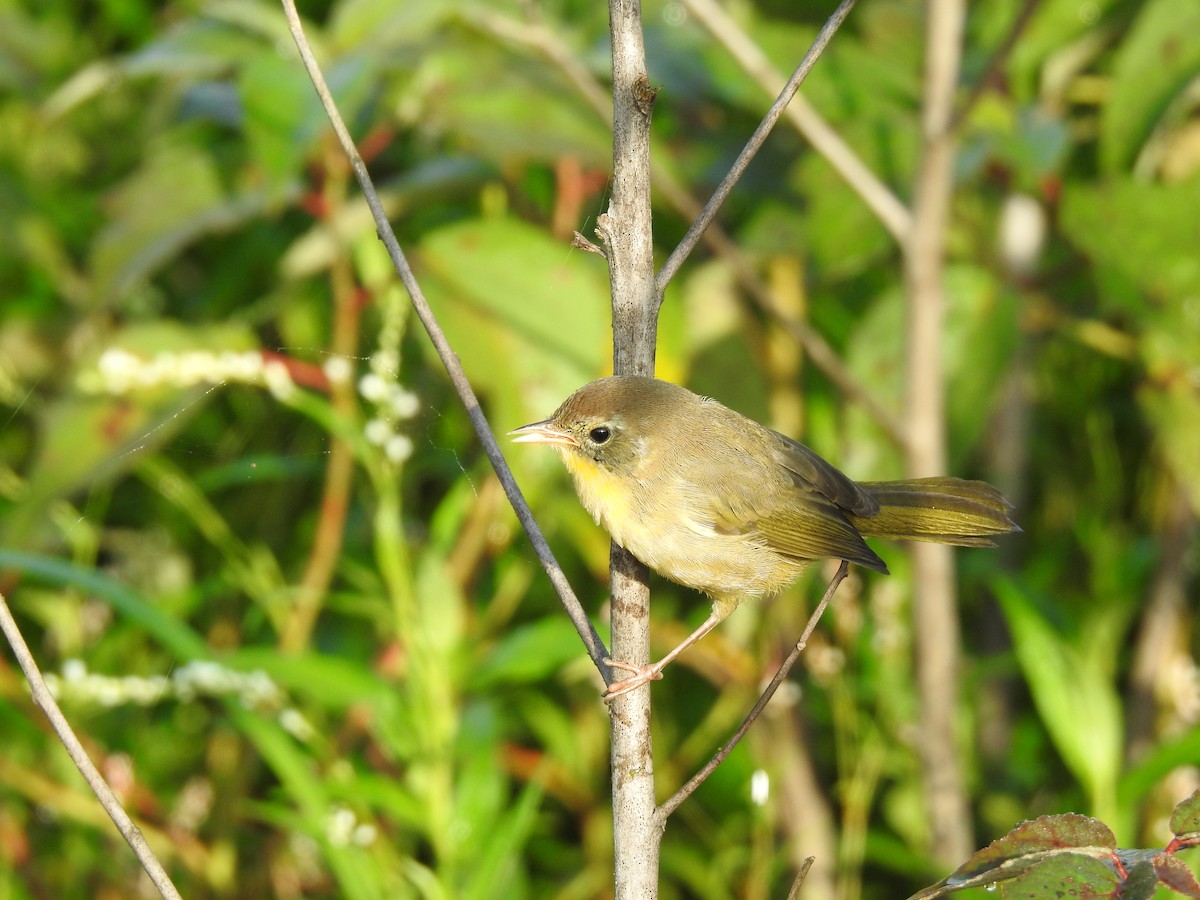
[511,376,1017,698]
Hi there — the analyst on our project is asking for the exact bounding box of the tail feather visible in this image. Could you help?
[849,477,1018,547]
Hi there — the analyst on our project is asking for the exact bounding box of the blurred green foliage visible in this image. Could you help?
[0,0,1197,897]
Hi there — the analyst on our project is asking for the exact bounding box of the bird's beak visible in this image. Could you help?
[509,419,578,448]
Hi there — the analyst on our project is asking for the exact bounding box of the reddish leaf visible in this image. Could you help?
[1154,853,1200,898]
[907,815,1121,899]
[958,814,1116,879]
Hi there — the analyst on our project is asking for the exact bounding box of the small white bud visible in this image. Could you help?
[323,355,353,385]
[385,433,414,463]
[998,193,1046,277]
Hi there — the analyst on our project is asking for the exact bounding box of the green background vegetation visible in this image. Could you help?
[1,0,1198,897]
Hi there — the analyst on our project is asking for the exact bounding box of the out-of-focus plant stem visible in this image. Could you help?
[904,0,972,866]
[372,458,458,886]
[282,137,360,654]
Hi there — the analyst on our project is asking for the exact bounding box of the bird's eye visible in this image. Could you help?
[589,426,612,444]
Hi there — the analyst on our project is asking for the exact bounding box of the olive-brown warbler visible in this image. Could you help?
[511,375,1017,698]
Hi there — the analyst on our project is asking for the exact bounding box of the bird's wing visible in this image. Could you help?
[771,432,880,516]
[755,494,887,573]
[701,449,888,573]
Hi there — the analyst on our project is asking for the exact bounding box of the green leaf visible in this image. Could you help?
[842,265,1016,475]
[121,18,270,79]
[239,52,326,190]
[1120,729,1200,808]
[328,0,457,50]
[999,853,1118,899]
[0,550,210,661]
[472,617,584,688]
[908,814,1119,899]
[415,552,465,656]
[995,580,1123,823]
[234,711,383,900]
[1101,0,1200,173]
[463,770,544,900]
[225,647,397,711]
[0,320,250,544]
[89,141,281,302]
[1170,790,1200,840]
[1060,178,1200,309]
[1008,0,1124,102]
[431,39,610,165]
[1139,384,1200,517]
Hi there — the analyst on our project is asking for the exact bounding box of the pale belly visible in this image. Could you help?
[560,452,808,605]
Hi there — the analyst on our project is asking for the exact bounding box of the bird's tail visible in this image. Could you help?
[850,477,1018,547]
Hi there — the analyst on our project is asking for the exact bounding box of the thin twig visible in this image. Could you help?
[707,231,911,450]
[787,857,816,900]
[278,1,611,678]
[655,561,849,823]
[0,593,183,900]
[680,0,911,241]
[655,0,859,299]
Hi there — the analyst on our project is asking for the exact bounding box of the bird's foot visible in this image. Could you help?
[602,658,663,701]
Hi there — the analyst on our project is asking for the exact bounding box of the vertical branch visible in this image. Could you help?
[603,1,661,896]
[605,4,659,376]
[904,0,972,866]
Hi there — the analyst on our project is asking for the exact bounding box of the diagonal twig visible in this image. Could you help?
[0,593,183,900]
[655,0,859,298]
[696,228,911,450]
[787,857,816,900]
[680,0,911,242]
[278,1,611,679]
[951,0,1041,132]
[654,561,849,823]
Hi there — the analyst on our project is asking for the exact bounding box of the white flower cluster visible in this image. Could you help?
[44,657,317,741]
[47,658,282,710]
[78,347,296,400]
[358,354,420,465]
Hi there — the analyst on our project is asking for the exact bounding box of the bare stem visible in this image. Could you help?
[655,0,859,298]
[655,562,849,823]
[904,0,972,864]
[278,0,610,677]
[605,0,662,895]
[0,593,183,900]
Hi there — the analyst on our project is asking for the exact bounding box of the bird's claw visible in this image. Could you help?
[602,657,663,701]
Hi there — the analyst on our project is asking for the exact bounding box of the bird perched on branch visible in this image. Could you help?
[511,376,1017,699]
